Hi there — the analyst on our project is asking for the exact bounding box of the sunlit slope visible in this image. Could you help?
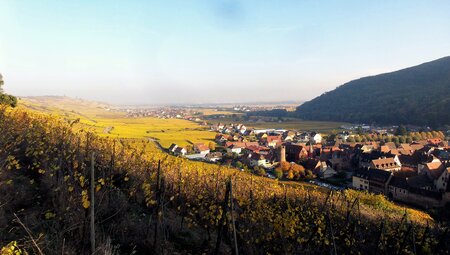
[1,106,444,254]
[20,96,215,147]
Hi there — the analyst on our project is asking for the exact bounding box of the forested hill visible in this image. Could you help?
[296,56,450,127]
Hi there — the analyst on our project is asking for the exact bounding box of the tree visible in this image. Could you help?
[356,126,363,135]
[392,136,399,145]
[0,74,17,107]
[0,94,17,107]
[405,136,412,143]
[279,161,291,172]
[286,170,294,180]
[208,142,216,151]
[290,163,305,179]
[395,125,408,136]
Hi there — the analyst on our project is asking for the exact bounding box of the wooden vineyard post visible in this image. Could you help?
[214,178,231,255]
[229,179,239,255]
[90,152,96,254]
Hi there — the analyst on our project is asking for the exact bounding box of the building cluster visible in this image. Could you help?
[124,107,187,118]
[351,140,450,208]
[167,121,450,209]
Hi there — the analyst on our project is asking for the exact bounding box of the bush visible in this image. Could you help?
[273,168,283,179]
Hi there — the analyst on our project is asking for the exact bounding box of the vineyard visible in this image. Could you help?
[19,97,215,148]
[1,106,449,254]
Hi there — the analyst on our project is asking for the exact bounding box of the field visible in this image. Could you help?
[20,97,215,148]
[191,108,235,116]
[207,116,348,132]
[19,97,346,148]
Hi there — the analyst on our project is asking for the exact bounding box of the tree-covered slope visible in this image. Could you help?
[296,56,450,127]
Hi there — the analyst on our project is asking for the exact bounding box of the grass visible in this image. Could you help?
[19,97,215,148]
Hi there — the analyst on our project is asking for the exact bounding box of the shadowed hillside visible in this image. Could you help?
[296,57,450,127]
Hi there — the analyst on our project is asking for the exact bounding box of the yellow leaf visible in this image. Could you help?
[44,211,56,220]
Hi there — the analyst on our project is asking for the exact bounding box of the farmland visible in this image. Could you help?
[19,96,346,150]
[20,97,215,148]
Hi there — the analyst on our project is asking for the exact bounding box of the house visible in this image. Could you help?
[398,143,413,152]
[388,176,444,208]
[302,158,321,172]
[352,168,370,191]
[337,131,350,141]
[313,161,337,179]
[194,143,210,155]
[227,144,242,154]
[239,125,247,134]
[168,143,178,153]
[418,161,450,192]
[205,152,222,162]
[352,168,392,194]
[310,132,322,144]
[388,176,409,201]
[361,144,375,153]
[384,142,397,150]
[298,133,310,143]
[285,143,308,162]
[248,153,270,168]
[215,134,231,144]
[370,157,401,171]
[174,147,187,156]
[407,175,433,190]
[368,169,392,194]
[265,135,282,148]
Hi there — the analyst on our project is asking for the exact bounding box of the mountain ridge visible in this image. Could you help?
[296,56,450,127]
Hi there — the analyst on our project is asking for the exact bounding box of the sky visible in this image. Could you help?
[0,1,449,105]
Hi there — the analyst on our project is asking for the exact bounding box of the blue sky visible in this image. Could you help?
[0,1,449,105]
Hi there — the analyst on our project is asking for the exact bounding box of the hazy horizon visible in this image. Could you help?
[1,1,449,105]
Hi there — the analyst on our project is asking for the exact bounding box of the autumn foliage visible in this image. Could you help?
[0,106,449,254]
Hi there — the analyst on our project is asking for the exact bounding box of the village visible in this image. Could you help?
[167,122,450,209]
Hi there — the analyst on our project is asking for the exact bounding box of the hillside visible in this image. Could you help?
[1,106,448,254]
[296,56,450,127]
[19,96,216,148]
